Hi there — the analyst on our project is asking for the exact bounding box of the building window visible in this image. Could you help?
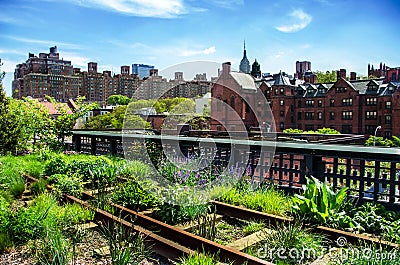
[385,115,391,124]
[305,100,314,107]
[280,122,284,130]
[318,112,322,120]
[305,112,315,120]
[330,112,335,120]
[366,111,377,120]
[230,95,235,109]
[280,100,284,106]
[275,88,278,95]
[342,125,352,134]
[342,98,353,106]
[335,87,347,93]
[298,100,302,108]
[330,99,335,107]
[342,111,353,120]
[366,98,377,106]
[298,112,302,120]
[318,100,322,107]
[365,125,375,134]
[280,88,284,95]
[280,111,284,117]
[385,101,392,109]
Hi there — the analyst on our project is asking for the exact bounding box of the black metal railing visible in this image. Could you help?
[71,130,400,210]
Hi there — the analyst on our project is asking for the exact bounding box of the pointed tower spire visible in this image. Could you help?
[239,40,250,74]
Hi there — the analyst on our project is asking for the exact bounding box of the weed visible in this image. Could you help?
[249,222,325,264]
[177,250,227,265]
[30,178,48,195]
[33,228,70,265]
[98,221,151,265]
[242,220,265,235]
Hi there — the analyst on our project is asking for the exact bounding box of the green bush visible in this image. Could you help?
[111,180,158,211]
[48,174,83,198]
[365,136,394,147]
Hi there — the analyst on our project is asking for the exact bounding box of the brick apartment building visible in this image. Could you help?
[211,62,400,137]
[13,47,211,103]
[12,47,141,103]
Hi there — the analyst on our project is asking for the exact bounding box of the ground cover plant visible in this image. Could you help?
[218,181,292,216]
[245,222,326,265]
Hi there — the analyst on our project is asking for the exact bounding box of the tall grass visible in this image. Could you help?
[219,185,292,216]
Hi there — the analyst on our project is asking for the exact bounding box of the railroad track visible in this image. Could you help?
[25,175,398,265]
[25,175,272,265]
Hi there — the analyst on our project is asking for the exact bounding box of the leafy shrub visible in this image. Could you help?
[112,180,158,211]
[283,128,304,134]
[292,176,348,224]
[48,173,83,198]
[365,136,394,147]
[43,155,68,176]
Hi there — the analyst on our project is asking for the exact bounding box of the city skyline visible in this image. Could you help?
[1,0,400,96]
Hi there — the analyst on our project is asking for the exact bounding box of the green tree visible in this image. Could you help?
[315,70,337,83]
[0,71,20,154]
[127,99,156,112]
[85,105,150,129]
[106,95,131,106]
[45,96,97,150]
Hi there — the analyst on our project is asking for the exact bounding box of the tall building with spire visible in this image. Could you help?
[239,41,250,74]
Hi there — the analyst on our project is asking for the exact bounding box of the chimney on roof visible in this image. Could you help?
[150,69,158,76]
[350,72,356,81]
[222,62,231,76]
[337,69,346,79]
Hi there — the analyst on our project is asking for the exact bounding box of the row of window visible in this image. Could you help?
[296,111,392,122]
[289,99,392,109]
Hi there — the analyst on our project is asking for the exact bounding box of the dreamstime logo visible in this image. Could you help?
[256,236,398,263]
[122,61,276,205]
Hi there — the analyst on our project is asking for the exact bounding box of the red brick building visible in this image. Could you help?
[211,64,400,137]
[210,62,274,132]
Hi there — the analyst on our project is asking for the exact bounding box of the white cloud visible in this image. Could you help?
[0,14,20,25]
[61,52,92,68]
[1,59,20,73]
[70,0,187,18]
[1,35,82,49]
[276,9,312,33]
[180,46,216,56]
[206,0,244,9]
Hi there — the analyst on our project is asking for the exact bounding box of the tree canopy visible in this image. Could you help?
[315,70,337,83]
[106,95,131,106]
[84,105,150,129]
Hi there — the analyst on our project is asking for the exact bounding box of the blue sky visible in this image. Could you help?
[1,0,400,95]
